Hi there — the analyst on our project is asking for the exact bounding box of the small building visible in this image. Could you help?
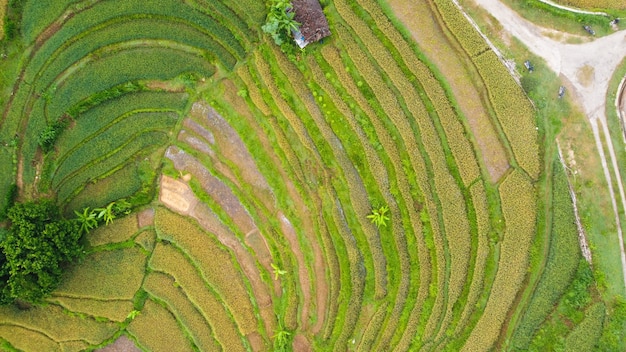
[291,0,331,48]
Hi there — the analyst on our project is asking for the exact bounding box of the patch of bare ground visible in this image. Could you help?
[167,145,256,231]
[94,335,140,352]
[166,145,282,300]
[386,0,510,182]
[136,208,155,228]
[159,174,276,336]
[144,80,186,92]
[189,102,274,205]
[577,64,595,87]
[292,334,312,352]
[221,79,330,334]
[246,332,265,352]
[159,174,198,215]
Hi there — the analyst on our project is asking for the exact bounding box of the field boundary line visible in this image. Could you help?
[556,140,592,264]
[536,0,609,16]
[616,75,626,144]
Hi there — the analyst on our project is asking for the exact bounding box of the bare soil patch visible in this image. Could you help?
[159,175,198,215]
[178,129,214,155]
[577,65,595,87]
[136,208,155,228]
[190,102,274,204]
[292,334,312,352]
[144,80,186,92]
[183,118,216,144]
[166,146,257,232]
[95,336,140,352]
[246,332,266,352]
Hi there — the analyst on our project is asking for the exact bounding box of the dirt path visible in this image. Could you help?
[469,0,626,292]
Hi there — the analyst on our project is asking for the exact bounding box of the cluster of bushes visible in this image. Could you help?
[0,200,82,305]
[0,198,131,306]
[3,0,25,43]
[262,0,299,46]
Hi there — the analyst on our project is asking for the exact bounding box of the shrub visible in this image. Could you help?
[262,0,299,46]
[38,118,68,153]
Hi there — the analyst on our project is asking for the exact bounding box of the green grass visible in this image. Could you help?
[64,161,143,214]
[563,302,606,352]
[35,15,236,90]
[55,132,168,203]
[55,91,187,154]
[20,0,80,43]
[47,46,214,121]
[54,111,176,177]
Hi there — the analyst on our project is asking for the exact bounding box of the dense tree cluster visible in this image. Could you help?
[0,200,83,304]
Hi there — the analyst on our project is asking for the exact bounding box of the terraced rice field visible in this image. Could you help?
[0,0,601,351]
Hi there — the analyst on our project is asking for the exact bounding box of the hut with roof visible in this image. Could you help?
[291,0,331,48]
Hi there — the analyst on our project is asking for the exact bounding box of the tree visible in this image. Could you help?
[271,262,287,280]
[74,207,98,234]
[0,200,83,304]
[367,205,390,228]
[95,202,116,225]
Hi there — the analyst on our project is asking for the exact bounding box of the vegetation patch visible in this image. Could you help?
[0,0,615,349]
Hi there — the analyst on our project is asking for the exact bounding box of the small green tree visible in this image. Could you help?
[367,205,390,228]
[271,263,287,281]
[95,202,116,225]
[262,0,300,46]
[273,315,292,352]
[74,207,98,234]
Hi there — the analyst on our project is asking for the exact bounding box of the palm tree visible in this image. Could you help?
[95,202,116,226]
[74,207,98,234]
[367,205,390,228]
[271,263,287,281]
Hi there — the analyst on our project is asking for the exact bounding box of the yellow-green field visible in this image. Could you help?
[0,0,619,351]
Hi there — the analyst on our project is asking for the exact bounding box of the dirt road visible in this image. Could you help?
[467,0,626,291]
